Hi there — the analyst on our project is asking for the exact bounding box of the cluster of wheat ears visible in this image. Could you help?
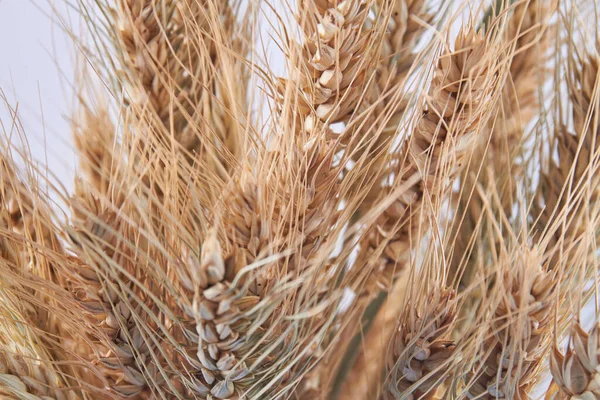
[1,0,599,398]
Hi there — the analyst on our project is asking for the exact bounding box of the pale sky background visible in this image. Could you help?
[0,0,77,193]
[0,1,596,395]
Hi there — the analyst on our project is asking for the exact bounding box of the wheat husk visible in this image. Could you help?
[547,323,600,400]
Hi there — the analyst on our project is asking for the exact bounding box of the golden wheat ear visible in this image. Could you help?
[464,245,557,399]
[336,21,505,399]
[547,322,600,399]
[0,149,97,398]
[73,0,250,206]
[383,261,458,400]
[0,209,67,399]
[450,0,557,288]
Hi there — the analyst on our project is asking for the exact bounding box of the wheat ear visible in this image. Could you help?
[465,245,556,399]
[0,211,75,399]
[536,48,600,270]
[359,27,499,297]
[0,289,70,399]
[112,0,246,173]
[344,0,433,209]
[339,27,501,399]
[547,323,600,399]
[450,0,556,288]
[304,3,435,393]
[384,286,457,400]
[286,0,375,133]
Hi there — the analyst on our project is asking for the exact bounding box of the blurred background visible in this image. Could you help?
[0,0,77,192]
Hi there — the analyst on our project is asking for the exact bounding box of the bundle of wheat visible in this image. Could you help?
[0,0,599,399]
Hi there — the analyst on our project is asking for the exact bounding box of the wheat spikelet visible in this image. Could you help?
[466,246,556,399]
[384,287,457,400]
[547,323,600,399]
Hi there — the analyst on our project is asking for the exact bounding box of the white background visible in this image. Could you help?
[0,0,76,192]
